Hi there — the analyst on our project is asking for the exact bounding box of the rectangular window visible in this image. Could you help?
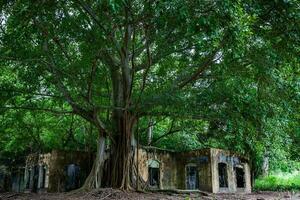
[40,166,47,189]
[235,167,245,188]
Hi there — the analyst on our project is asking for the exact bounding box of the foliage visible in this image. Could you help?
[0,0,299,188]
[255,172,300,191]
[0,109,97,166]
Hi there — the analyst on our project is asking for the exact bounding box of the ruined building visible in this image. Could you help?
[2,147,251,193]
[23,150,93,193]
[137,147,251,193]
[0,165,25,193]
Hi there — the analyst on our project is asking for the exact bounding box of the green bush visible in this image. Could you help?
[254,172,300,191]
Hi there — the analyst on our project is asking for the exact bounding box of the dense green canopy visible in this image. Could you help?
[0,0,299,188]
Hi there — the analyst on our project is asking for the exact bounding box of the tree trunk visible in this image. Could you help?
[147,119,153,145]
[108,113,135,190]
[81,135,107,190]
[81,114,148,191]
[262,150,269,177]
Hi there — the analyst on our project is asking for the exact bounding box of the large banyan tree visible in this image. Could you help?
[0,0,299,190]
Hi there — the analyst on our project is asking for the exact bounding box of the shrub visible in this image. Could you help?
[254,172,300,191]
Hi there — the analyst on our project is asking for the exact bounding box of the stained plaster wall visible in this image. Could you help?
[24,150,93,192]
[23,148,251,194]
[11,168,25,192]
[210,148,251,193]
[0,166,24,192]
[138,147,251,193]
[137,147,177,189]
[47,150,93,192]
[0,166,10,192]
[176,149,212,192]
[25,153,51,192]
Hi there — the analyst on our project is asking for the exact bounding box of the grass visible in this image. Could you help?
[254,171,300,191]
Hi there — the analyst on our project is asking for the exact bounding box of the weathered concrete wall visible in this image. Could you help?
[24,150,93,193]
[0,166,9,192]
[176,149,212,192]
[137,147,251,193]
[22,147,251,194]
[242,162,251,193]
[48,150,93,192]
[137,147,177,189]
[11,168,25,192]
[211,148,251,193]
[24,153,51,193]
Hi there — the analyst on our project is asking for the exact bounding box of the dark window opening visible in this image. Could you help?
[235,167,245,188]
[148,167,159,187]
[19,171,24,192]
[186,165,199,190]
[40,166,47,188]
[65,164,80,191]
[218,163,228,188]
[26,169,31,189]
[32,165,39,192]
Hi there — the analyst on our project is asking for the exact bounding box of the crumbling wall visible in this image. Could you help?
[137,147,251,193]
[11,168,25,192]
[47,150,93,192]
[24,150,93,193]
[0,166,10,192]
[210,148,251,193]
[176,149,212,192]
[137,147,177,189]
[22,147,251,194]
[24,153,51,193]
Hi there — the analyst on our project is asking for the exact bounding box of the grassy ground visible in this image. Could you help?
[254,171,300,191]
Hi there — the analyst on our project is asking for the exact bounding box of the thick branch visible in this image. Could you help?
[1,106,73,114]
[0,89,62,99]
[0,56,46,64]
[121,5,133,102]
[150,129,181,145]
[74,0,122,56]
[177,49,219,89]
[87,58,98,103]
[175,31,228,89]
[142,111,210,120]
[41,37,109,133]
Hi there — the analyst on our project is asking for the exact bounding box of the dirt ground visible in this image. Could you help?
[0,189,299,200]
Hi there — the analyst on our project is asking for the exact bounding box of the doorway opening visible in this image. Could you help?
[218,163,228,188]
[32,165,39,192]
[149,167,159,187]
[26,168,32,189]
[186,165,199,190]
[65,164,80,191]
[40,165,47,189]
[148,160,160,188]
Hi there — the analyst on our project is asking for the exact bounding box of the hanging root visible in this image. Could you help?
[133,162,148,191]
[78,136,107,192]
[130,147,148,191]
[112,145,148,192]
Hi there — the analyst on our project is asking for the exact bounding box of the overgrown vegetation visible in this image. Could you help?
[255,172,300,191]
[0,0,299,191]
